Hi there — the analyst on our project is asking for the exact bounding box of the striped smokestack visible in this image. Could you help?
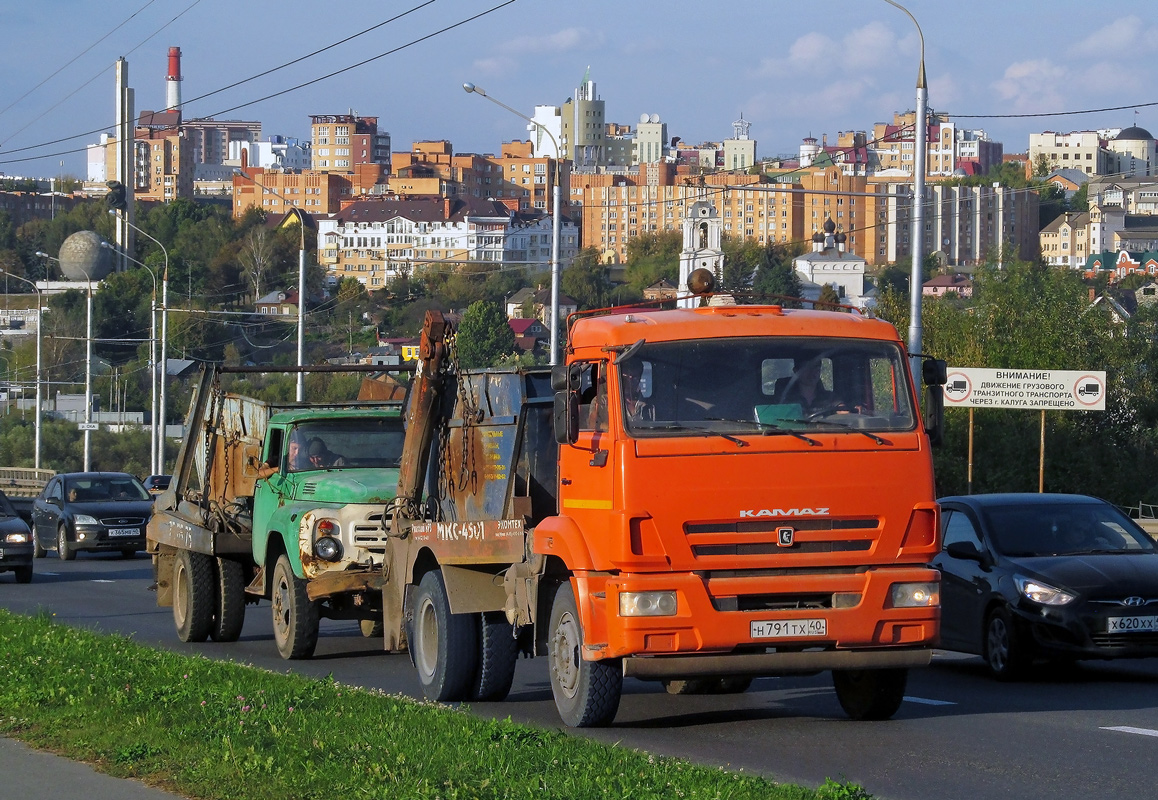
[166,46,181,112]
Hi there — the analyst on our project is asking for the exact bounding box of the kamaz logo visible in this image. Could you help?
[739,507,829,518]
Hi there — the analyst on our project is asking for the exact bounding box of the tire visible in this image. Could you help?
[173,549,214,643]
[32,531,45,559]
[548,581,622,727]
[663,677,753,695]
[471,611,519,702]
[832,668,908,721]
[409,570,478,702]
[211,557,246,643]
[360,619,384,638]
[985,607,1028,680]
[57,525,75,561]
[13,565,32,584]
[271,554,319,659]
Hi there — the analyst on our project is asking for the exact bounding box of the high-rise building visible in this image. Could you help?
[560,70,606,168]
[310,114,390,173]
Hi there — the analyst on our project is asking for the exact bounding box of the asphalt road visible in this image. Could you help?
[3,553,1158,800]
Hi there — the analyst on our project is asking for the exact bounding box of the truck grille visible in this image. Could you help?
[352,510,388,548]
[686,517,879,560]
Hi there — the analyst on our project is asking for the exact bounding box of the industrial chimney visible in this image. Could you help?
[166,46,182,112]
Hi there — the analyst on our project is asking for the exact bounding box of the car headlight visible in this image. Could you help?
[74,514,99,525]
[889,582,940,608]
[313,536,342,562]
[1015,576,1076,606]
[619,591,678,617]
[4,532,29,544]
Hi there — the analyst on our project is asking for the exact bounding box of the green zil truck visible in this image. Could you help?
[146,367,406,658]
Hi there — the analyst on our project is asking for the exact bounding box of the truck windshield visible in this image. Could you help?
[619,336,917,437]
[288,417,405,472]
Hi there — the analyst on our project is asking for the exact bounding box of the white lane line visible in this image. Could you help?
[1102,726,1158,738]
[38,572,59,576]
[904,696,957,706]
[91,579,114,583]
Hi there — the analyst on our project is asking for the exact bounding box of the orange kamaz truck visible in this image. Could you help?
[380,289,946,727]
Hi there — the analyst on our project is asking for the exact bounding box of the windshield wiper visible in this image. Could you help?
[785,417,889,445]
[703,417,821,447]
[634,420,750,447]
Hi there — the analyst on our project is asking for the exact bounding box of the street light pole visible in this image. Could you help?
[101,241,158,475]
[0,271,43,471]
[112,211,169,471]
[463,82,564,365]
[233,169,309,400]
[882,0,927,368]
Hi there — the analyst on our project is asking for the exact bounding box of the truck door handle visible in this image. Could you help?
[589,450,608,467]
[561,478,572,485]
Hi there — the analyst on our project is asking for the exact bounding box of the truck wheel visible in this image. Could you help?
[173,549,214,643]
[410,570,478,702]
[13,565,32,584]
[832,668,908,721]
[471,611,518,702]
[32,531,45,559]
[271,554,319,659]
[359,619,384,638]
[57,525,75,561]
[548,581,622,727]
[211,557,246,643]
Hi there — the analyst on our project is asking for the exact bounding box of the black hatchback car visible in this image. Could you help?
[0,489,34,583]
[32,472,153,560]
[935,493,1158,678]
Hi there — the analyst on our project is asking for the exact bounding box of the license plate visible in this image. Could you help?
[108,528,139,537]
[751,618,827,639]
[1107,616,1158,633]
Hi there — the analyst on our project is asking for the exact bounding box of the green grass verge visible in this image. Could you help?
[0,609,871,799]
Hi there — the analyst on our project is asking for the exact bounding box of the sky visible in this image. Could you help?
[2,0,1158,181]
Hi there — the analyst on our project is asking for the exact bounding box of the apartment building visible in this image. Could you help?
[315,196,579,290]
[1040,211,1090,267]
[231,168,351,219]
[560,73,606,168]
[1029,131,1117,177]
[310,114,390,173]
[180,118,262,166]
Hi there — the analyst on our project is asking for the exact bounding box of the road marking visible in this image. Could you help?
[91,579,114,583]
[1101,726,1158,738]
[38,572,59,576]
[903,696,957,706]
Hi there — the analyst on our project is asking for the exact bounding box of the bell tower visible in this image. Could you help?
[678,200,724,307]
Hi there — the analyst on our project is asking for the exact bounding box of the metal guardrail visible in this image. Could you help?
[0,467,55,497]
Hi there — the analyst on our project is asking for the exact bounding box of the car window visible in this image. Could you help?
[942,510,982,550]
[980,502,1158,556]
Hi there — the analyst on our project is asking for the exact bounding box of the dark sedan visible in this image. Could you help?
[935,493,1158,678]
[32,472,153,560]
[0,489,33,583]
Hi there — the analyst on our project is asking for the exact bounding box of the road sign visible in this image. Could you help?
[77,422,100,431]
[943,368,1106,411]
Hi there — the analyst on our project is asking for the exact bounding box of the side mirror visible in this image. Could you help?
[550,364,569,392]
[924,385,944,447]
[923,358,948,386]
[553,392,579,445]
[946,539,985,563]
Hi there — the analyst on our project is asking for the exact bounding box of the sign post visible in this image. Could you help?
[943,367,1107,493]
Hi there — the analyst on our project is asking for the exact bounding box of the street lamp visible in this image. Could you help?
[110,211,169,471]
[881,0,927,369]
[233,169,309,400]
[0,270,43,471]
[100,241,158,476]
[463,82,564,365]
[39,249,93,470]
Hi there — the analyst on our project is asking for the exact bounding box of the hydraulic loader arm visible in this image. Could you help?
[394,310,448,520]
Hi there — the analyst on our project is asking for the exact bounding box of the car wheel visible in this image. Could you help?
[359,619,384,638]
[409,570,478,702]
[984,607,1028,680]
[832,668,908,720]
[13,565,32,584]
[548,581,622,727]
[57,525,75,561]
[470,610,519,702]
[32,531,45,559]
[173,549,214,643]
[271,554,318,660]
[211,557,246,643]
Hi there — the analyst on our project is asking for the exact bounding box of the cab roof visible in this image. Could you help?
[568,305,903,352]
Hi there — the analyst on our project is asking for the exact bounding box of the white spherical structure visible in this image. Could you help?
[58,231,112,281]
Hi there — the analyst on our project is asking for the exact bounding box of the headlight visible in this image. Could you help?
[619,591,677,617]
[889,582,940,608]
[314,536,342,562]
[1015,576,1075,606]
[74,514,99,525]
[4,532,28,544]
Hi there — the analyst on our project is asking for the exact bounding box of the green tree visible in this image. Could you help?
[455,300,516,368]
[561,248,611,310]
[622,231,680,293]
[750,243,803,304]
[1069,183,1089,213]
